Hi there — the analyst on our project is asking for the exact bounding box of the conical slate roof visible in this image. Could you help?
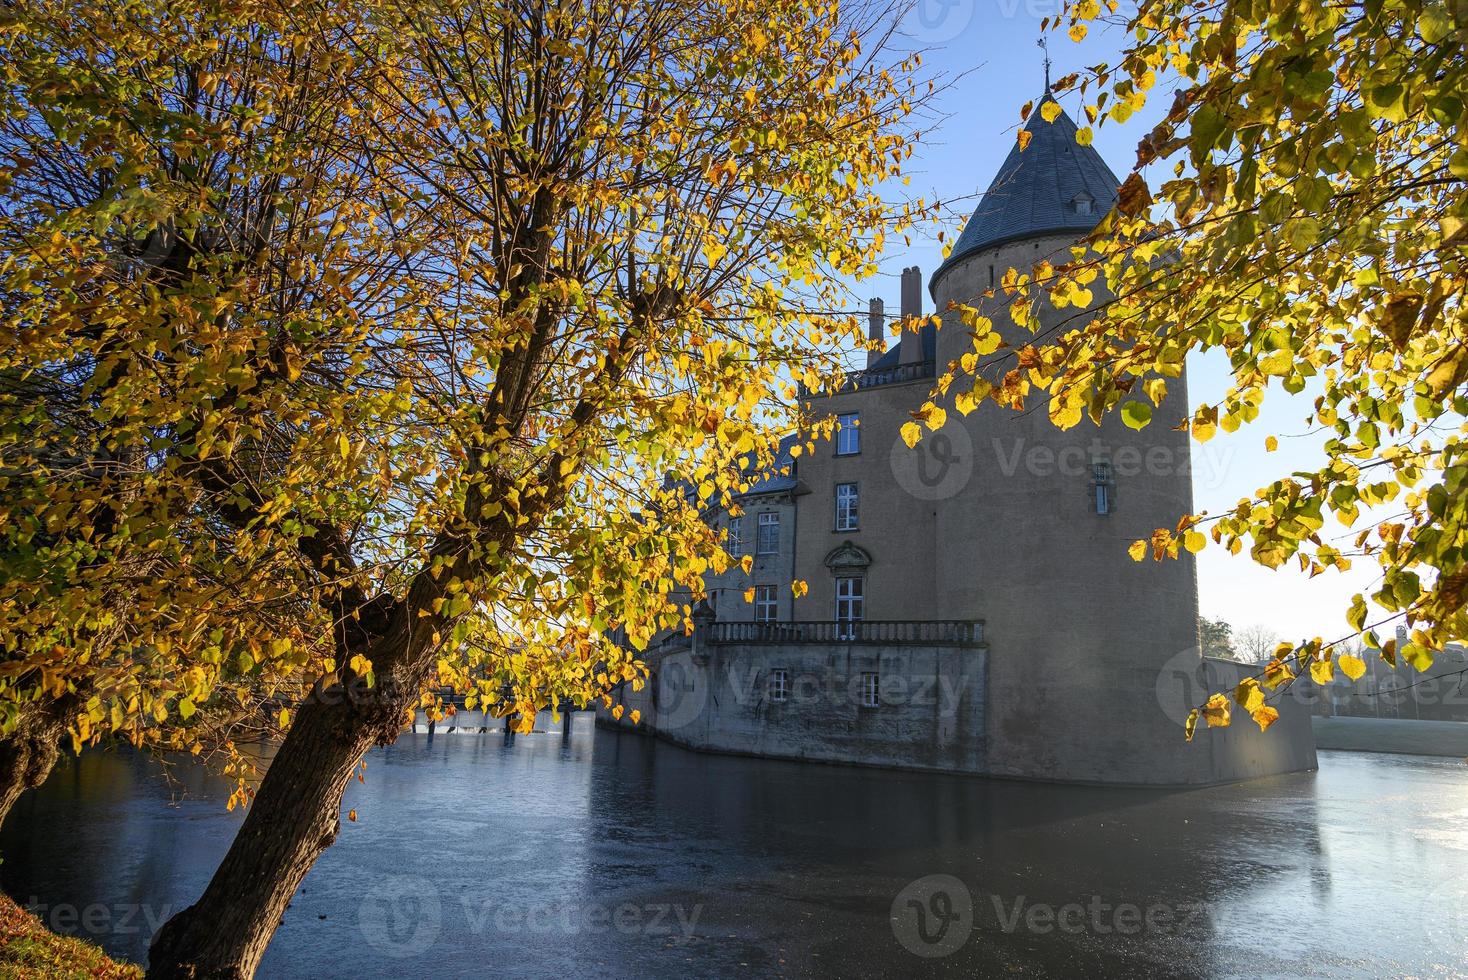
[930,95,1121,294]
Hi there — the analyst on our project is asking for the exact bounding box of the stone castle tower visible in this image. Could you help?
[927,94,1208,783]
[603,93,1317,787]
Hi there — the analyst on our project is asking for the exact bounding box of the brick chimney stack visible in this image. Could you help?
[899,265,923,365]
[866,298,885,369]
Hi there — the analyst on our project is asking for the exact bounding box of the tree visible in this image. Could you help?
[1199,616,1236,659]
[936,0,1465,735]
[1236,624,1281,664]
[0,0,924,974]
[0,0,418,824]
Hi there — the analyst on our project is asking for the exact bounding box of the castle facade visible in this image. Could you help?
[602,96,1317,785]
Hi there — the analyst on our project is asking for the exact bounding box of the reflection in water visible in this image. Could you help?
[2,726,1465,978]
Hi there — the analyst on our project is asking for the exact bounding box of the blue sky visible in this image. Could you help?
[844,1,1382,643]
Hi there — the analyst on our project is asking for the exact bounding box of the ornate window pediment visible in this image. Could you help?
[824,541,872,574]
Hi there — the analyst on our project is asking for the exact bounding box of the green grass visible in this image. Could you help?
[0,893,141,979]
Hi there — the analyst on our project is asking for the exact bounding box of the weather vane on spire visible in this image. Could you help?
[1037,35,1052,92]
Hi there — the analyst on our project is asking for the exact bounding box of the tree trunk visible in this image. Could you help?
[145,690,397,979]
[0,696,80,830]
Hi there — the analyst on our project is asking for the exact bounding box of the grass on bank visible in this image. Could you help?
[0,893,140,979]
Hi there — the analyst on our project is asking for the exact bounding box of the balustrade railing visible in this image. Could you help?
[799,360,936,397]
[707,620,983,647]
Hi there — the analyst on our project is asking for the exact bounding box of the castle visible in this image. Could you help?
[601,95,1318,785]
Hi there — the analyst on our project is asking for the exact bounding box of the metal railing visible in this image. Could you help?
[707,620,984,647]
[800,360,936,397]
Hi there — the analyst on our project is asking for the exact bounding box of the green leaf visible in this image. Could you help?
[1120,401,1152,430]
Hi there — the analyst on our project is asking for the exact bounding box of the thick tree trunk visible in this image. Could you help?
[145,690,397,979]
[0,696,80,829]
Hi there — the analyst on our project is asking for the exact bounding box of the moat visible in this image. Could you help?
[3,726,1465,978]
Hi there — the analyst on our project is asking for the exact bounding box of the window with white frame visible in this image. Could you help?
[835,412,860,455]
[860,671,880,708]
[834,483,859,531]
[835,576,864,639]
[769,668,790,703]
[1091,461,1115,516]
[727,515,743,553]
[754,584,777,622]
[756,512,780,555]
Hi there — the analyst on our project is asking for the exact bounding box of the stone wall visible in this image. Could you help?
[603,641,1318,786]
[1193,657,1320,781]
[601,637,989,774]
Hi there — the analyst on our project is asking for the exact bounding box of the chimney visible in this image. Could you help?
[866,298,884,369]
[899,265,923,365]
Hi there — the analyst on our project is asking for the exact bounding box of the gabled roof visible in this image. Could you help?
[930,94,1122,295]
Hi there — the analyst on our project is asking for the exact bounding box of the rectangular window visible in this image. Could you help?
[754,584,777,623]
[860,671,880,708]
[834,483,859,531]
[756,512,780,555]
[769,668,790,703]
[727,516,743,553]
[835,576,864,639]
[835,412,860,456]
[1092,461,1115,516]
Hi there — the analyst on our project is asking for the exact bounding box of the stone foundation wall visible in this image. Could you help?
[601,643,1318,785]
[601,639,989,774]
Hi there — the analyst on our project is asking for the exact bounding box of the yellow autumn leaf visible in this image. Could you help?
[1309,658,1334,685]
[1250,706,1280,732]
[1201,693,1231,728]
[1338,654,1367,681]
[1233,677,1264,714]
[900,421,922,448]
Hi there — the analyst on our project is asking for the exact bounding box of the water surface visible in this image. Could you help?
[3,725,1465,978]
